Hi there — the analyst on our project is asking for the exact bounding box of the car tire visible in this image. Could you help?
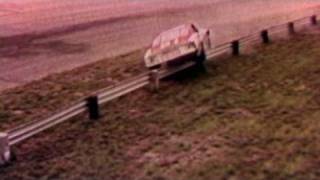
[196,49,206,64]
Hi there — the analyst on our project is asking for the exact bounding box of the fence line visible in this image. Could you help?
[0,13,318,166]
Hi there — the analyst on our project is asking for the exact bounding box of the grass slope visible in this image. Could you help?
[1,31,320,180]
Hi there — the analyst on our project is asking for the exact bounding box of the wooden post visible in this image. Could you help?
[261,30,270,44]
[150,69,160,91]
[231,40,240,56]
[86,96,100,120]
[0,133,11,166]
[288,22,295,35]
[311,15,317,25]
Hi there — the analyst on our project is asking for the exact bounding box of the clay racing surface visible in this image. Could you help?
[0,0,319,91]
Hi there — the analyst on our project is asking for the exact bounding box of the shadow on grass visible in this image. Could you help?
[163,62,216,84]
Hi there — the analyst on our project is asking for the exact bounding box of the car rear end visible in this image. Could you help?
[145,42,197,69]
[144,25,200,69]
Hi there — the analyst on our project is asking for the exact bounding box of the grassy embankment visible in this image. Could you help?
[1,30,320,180]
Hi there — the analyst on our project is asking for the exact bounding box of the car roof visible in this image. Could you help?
[159,24,197,37]
[152,24,198,47]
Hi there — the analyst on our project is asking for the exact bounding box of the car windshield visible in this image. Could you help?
[152,24,197,49]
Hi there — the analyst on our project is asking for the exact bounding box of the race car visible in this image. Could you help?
[144,24,211,69]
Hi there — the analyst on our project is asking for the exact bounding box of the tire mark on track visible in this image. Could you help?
[0,76,25,84]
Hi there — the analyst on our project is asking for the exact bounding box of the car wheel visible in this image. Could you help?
[196,48,207,64]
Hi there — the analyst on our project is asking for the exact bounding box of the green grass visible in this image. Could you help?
[1,32,320,180]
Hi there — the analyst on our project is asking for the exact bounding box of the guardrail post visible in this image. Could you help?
[150,69,160,90]
[288,22,295,35]
[86,96,100,120]
[261,30,270,44]
[231,40,240,56]
[311,15,317,25]
[0,133,11,166]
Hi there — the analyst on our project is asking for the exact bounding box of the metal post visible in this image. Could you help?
[86,96,100,120]
[150,69,160,90]
[231,40,240,56]
[311,15,317,25]
[261,30,270,44]
[288,22,295,35]
[0,133,11,166]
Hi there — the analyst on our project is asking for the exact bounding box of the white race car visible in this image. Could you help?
[144,24,211,69]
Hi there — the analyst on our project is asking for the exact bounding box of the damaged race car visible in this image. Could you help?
[144,24,211,69]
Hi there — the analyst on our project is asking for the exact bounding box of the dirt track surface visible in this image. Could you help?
[0,0,319,92]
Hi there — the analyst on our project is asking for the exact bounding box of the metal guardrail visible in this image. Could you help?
[98,73,150,105]
[0,14,318,166]
[0,63,197,154]
[7,101,87,146]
